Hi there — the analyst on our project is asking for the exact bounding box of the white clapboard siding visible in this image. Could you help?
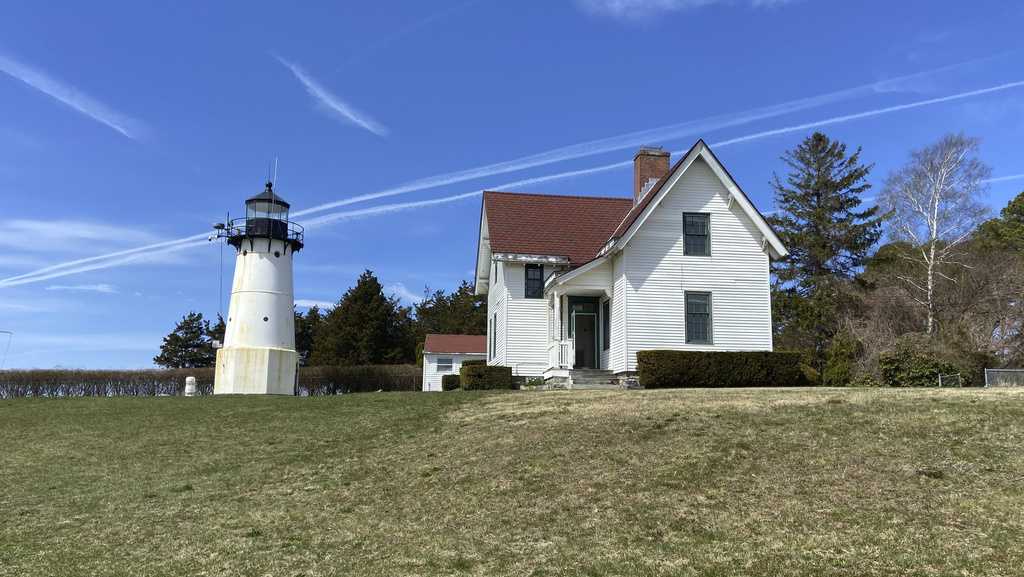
[622,157,772,372]
[422,352,488,391]
[488,260,508,366]
[502,262,549,376]
[610,252,629,373]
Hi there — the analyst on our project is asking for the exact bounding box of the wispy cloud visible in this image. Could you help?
[45,283,118,294]
[386,283,425,304]
[577,0,797,20]
[295,298,335,309]
[274,54,389,137]
[0,50,146,139]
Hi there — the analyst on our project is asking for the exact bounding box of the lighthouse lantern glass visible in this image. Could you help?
[247,199,288,222]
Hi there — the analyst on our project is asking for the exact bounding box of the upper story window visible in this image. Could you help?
[685,292,712,344]
[684,213,710,256]
[437,357,453,373]
[525,264,544,298]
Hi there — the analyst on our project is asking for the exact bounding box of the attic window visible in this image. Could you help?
[684,213,710,256]
[525,264,544,299]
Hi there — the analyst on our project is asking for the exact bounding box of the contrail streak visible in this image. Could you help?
[4,73,1022,288]
[305,79,1024,226]
[711,80,1024,148]
[275,54,389,137]
[0,240,208,289]
[0,51,145,139]
[0,233,208,285]
[293,57,996,218]
[983,173,1024,184]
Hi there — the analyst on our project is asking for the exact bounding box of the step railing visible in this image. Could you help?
[547,339,574,370]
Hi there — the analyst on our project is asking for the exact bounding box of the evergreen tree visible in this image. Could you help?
[768,132,883,372]
[414,280,487,338]
[310,271,415,366]
[977,191,1024,251]
[207,314,226,346]
[153,311,216,368]
[295,306,324,366]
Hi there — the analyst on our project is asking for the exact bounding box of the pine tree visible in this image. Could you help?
[768,132,883,373]
[153,312,216,368]
[295,306,324,366]
[310,271,415,366]
[414,280,487,338]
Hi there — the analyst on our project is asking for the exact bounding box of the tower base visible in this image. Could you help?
[214,347,298,395]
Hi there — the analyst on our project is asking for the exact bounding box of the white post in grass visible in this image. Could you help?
[184,376,197,397]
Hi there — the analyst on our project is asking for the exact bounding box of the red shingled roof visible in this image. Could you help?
[423,334,487,354]
[483,191,633,266]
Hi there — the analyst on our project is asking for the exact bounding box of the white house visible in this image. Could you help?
[473,140,788,386]
[421,334,487,391]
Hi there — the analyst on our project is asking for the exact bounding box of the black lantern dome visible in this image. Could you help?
[226,182,304,251]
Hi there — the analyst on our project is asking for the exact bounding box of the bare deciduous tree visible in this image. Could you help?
[880,133,991,334]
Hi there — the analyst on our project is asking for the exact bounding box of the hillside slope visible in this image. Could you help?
[2,388,1023,576]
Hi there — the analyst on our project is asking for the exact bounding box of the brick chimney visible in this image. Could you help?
[633,147,670,204]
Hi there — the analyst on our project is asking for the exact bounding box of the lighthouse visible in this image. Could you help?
[214,182,304,395]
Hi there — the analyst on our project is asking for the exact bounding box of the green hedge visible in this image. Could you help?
[441,374,461,391]
[0,365,422,398]
[637,350,810,389]
[460,364,513,390]
[461,359,486,368]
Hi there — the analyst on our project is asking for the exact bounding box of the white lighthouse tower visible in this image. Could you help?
[214,182,304,395]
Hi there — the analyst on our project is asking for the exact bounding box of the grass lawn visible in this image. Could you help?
[2,388,1024,576]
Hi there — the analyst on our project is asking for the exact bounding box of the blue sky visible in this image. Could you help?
[1,0,1022,368]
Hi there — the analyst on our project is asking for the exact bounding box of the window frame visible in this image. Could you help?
[684,291,713,345]
[683,212,711,257]
[524,264,544,299]
[436,357,454,373]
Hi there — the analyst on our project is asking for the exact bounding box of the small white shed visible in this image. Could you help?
[422,334,487,391]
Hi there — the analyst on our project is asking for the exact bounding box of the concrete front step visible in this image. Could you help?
[570,369,618,389]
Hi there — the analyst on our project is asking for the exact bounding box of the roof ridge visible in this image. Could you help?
[484,190,633,202]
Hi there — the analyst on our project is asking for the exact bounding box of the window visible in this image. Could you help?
[602,300,610,351]
[525,264,544,298]
[685,292,712,344]
[437,358,453,373]
[684,213,710,256]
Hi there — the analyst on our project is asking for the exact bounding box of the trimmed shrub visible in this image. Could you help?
[878,336,961,387]
[460,364,513,390]
[461,359,486,368]
[637,350,810,389]
[0,365,422,399]
[299,365,422,395]
[441,374,461,391]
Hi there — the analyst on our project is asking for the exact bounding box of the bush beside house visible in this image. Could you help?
[637,350,809,389]
[441,374,461,391]
[460,364,513,390]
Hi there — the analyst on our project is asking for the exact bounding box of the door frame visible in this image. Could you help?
[570,310,598,369]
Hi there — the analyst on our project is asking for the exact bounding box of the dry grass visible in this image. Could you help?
[2,388,1024,576]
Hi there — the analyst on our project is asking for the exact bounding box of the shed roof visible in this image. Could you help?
[423,334,487,354]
